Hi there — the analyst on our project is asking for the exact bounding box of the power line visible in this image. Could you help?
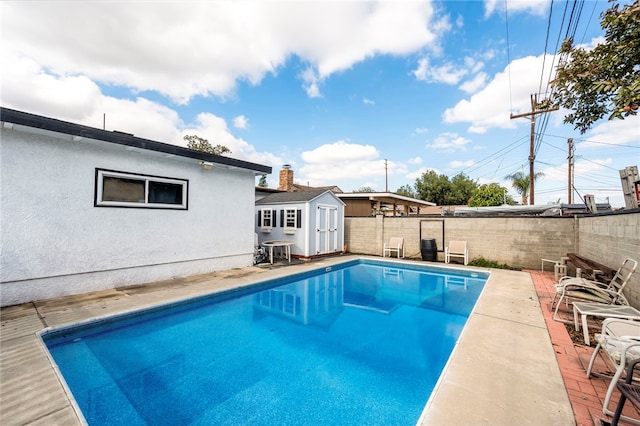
[578,0,599,44]
[538,0,555,95]
[459,135,529,175]
[504,0,513,113]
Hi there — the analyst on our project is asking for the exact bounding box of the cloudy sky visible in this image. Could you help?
[2,0,638,207]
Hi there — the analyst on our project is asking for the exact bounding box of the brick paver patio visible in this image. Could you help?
[531,270,640,426]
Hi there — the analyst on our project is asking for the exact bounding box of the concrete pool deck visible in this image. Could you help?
[1,256,575,425]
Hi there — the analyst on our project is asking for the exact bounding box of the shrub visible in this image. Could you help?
[468,257,520,270]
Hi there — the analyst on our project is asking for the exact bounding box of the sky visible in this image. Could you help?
[2,0,639,207]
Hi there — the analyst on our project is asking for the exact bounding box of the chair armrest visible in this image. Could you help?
[603,317,640,329]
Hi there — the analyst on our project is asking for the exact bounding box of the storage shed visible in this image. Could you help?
[255,190,345,259]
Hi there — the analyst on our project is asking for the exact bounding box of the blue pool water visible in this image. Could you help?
[43,259,488,425]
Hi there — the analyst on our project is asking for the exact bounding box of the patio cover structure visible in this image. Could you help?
[337,192,435,217]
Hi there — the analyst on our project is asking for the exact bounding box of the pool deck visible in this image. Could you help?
[1,255,638,425]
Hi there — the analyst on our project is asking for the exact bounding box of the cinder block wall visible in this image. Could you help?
[577,211,640,306]
[346,215,577,267]
[345,211,640,306]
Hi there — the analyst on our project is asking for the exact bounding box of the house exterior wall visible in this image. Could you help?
[1,127,257,306]
[344,212,640,307]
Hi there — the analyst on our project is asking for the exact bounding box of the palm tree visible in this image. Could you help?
[505,171,544,205]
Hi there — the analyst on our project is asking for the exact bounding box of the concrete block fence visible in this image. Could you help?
[344,211,640,307]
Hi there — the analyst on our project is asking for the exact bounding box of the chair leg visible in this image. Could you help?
[586,342,602,378]
[552,294,571,323]
[550,293,558,309]
[601,364,640,424]
[610,393,627,426]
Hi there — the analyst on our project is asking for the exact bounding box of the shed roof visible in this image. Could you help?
[256,189,344,205]
[0,107,271,175]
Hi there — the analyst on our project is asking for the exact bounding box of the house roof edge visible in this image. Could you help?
[1,107,272,175]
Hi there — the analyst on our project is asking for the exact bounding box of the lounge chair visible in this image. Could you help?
[551,258,638,322]
[383,237,404,258]
[445,240,468,265]
[585,318,640,424]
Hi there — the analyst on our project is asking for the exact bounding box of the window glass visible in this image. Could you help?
[149,181,183,205]
[96,169,187,209]
[262,209,272,227]
[103,177,145,203]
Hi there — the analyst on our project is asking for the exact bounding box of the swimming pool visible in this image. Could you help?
[41,259,488,425]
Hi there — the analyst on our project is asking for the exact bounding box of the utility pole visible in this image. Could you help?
[510,94,559,205]
[384,159,388,192]
[567,138,574,204]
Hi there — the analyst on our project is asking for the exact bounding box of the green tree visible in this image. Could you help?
[184,135,231,155]
[468,183,515,207]
[258,175,268,187]
[551,0,639,133]
[396,184,416,198]
[414,171,477,205]
[505,171,544,205]
[353,186,375,193]
[450,173,479,205]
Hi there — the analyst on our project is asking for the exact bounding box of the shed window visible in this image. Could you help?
[95,169,188,209]
[280,209,302,228]
[258,209,276,228]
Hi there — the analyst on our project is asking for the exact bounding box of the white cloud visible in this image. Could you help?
[233,115,249,129]
[300,67,323,98]
[183,113,282,167]
[583,116,640,148]
[296,141,418,187]
[1,50,283,170]
[412,58,467,84]
[443,54,558,133]
[413,127,429,135]
[405,166,439,181]
[484,0,549,19]
[459,72,488,94]
[363,98,375,105]
[2,1,441,103]
[301,140,379,163]
[408,156,423,165]
[426,132,472,152]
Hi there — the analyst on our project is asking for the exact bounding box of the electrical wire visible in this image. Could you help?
[538,0,555,96]
[504,0,513,114]
[578,0,599,44]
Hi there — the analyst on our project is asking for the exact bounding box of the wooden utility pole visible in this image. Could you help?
[567,138,574,204]
[384,159,388,192]
[510,94,559,205]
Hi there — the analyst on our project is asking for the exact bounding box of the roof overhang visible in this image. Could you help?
[1,107,272,176]
[337,192,436,207]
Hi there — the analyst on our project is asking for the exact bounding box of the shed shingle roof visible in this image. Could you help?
[255,189,331,204]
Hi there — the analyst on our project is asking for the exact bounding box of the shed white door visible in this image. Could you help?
[316,205,338,254]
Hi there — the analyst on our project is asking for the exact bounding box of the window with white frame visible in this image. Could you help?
[95,169,188,209]
[258,208,275,232]
[285,209,297,228]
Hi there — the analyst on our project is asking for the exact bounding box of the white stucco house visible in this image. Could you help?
[255,190,345,259]
[0,107,271,307]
